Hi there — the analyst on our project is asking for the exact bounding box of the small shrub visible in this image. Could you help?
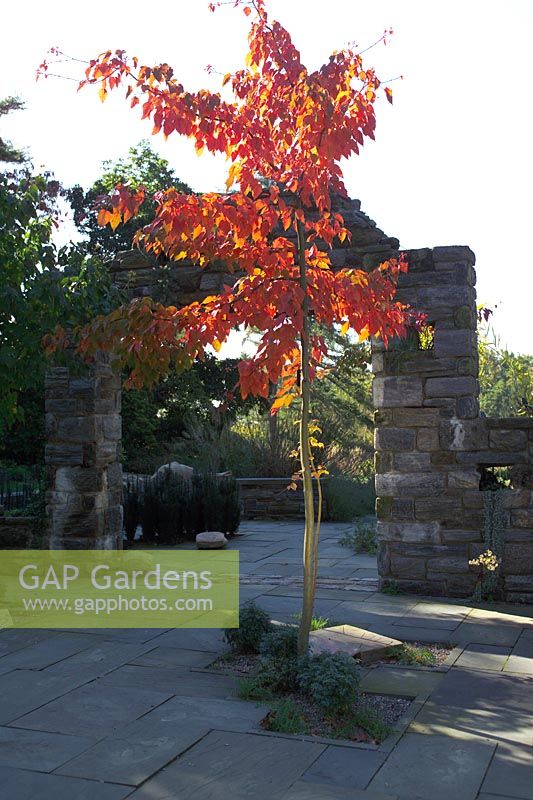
[292,613,333,631]
[298,652,360,716]
[259,624,300,692]
[262,699,308,734]
[340,522,377,554]
[342,704,392,742]
[381,581,402,596]
[237,674,275,702]
[224,601,272,654]
[392,643,438,667]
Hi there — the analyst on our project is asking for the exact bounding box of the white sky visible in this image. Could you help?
[2,0,532,354]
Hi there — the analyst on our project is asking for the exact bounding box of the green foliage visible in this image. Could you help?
[392,643,438,666]
[381,582,402,596]
[259,624,300,692]
[262,699,308,734]
[224,601,272,654]
[478,324,533,417]
[236,674,275,702]
[341,704,392,742]
[67,140,192,259]
[339,521,377,554]
[0,97,25,163]
[324,477,375,521]
[298,652,360,716]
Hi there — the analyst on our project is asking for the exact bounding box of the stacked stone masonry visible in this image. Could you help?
[373,246,533,601]
[44,197,533,601]
[45,358,123,549]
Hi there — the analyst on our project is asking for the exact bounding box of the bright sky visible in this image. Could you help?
[2,0,532,354]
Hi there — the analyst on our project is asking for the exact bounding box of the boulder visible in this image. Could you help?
[196,531,228,549]
[151,462,231,482]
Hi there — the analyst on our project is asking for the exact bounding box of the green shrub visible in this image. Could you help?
[324,476,375,521]
[237,674,275,702]
[340,522,377,554]
[298,652,360,716]
[393,643,438,666]
[224,601,272,654]
[259,624,300,692]
[262,699,308,734]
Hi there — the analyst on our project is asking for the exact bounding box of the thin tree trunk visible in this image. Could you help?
[296,216,316,658]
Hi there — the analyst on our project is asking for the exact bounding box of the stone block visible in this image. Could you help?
[375,427,416,451]
[432,245,476,265]
[377,521,441,543]
[511,508,533,528]
[57,416,97,443]
[45,444,84,467]
[102,416,121,441]
[393,452,432,471]
[447,470,481,489]
[415,497,465,526]
[417,428,440,451]
[392,408,439,427]
[434,330,476,358]
[374,451,392,473]
[440,418,488,451]
[441,529,482,543]
[489,429,528,451]
[389,555,426,579]
[425,376,478,397]
[309,625,402,663]
[376,472,446,497]
[457,451,527,466]
[457,357,478,376]
[371,352,384,373]
[427,556,468,574]
[196,531,228,549]
[374,409,393,426]
[456,396,480,418]
[417,286,473,309]
[373,376,423,408]
[504,543,533,574]
[431,451,456,466]
[54,467,105,494]
[402,247,434,272]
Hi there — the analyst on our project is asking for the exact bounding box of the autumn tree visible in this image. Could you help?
[41,0,414,654]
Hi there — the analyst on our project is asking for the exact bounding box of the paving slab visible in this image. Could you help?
[129,646,218,669]
[55,723,208,786]
[0,726,96,771]
[0,766,132,799]
[360,666,444,698]
[0,633,105,672]
[99,665,238,697]
[0,669,90,724]
[129,729,325,799]
[301,745,388,790]
[429,668,533,718]
[151,628,228,652]
[283,781,398,799]
[368,732,495,800]
[43,640,155,679]
[454,621,522,648]
[503,638,533,675]
[410,701,533,746]
[454,644,512,672]
[0,629,56,658]
[364,623,456,644]
[480,742,533,799]
[11,681,173,736]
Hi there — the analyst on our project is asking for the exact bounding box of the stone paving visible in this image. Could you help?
[0,520,532,799]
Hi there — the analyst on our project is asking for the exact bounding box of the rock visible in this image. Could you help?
[151,462,231,483]
[196,531,228,549]
[310,625,403,663]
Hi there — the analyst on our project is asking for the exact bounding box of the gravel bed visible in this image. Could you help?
[362,693,412,725]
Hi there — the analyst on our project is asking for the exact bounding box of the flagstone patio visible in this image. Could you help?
[0,520,532,799]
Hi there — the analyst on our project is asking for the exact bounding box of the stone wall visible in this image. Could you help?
[237,477,326,520]
[45,357,123,549]
[373,246,533,600]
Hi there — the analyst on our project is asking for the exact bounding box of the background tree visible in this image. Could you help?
[0,97,25,163]
[44,0,413,653]
[478,323,533,418]
[67,139,192,258]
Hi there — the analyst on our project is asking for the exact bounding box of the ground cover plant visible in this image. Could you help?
[219,601,408,743]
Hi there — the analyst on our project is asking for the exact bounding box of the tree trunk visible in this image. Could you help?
[296,217,317,658]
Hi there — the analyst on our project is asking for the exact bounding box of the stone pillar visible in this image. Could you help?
[45,356,123,549]
[373,246,481,596]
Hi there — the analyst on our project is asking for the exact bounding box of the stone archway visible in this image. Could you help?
[44,197,533,599]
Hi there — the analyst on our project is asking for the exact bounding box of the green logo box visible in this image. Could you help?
[0,550,239,629]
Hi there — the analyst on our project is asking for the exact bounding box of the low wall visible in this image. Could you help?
[237,478,326,520]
